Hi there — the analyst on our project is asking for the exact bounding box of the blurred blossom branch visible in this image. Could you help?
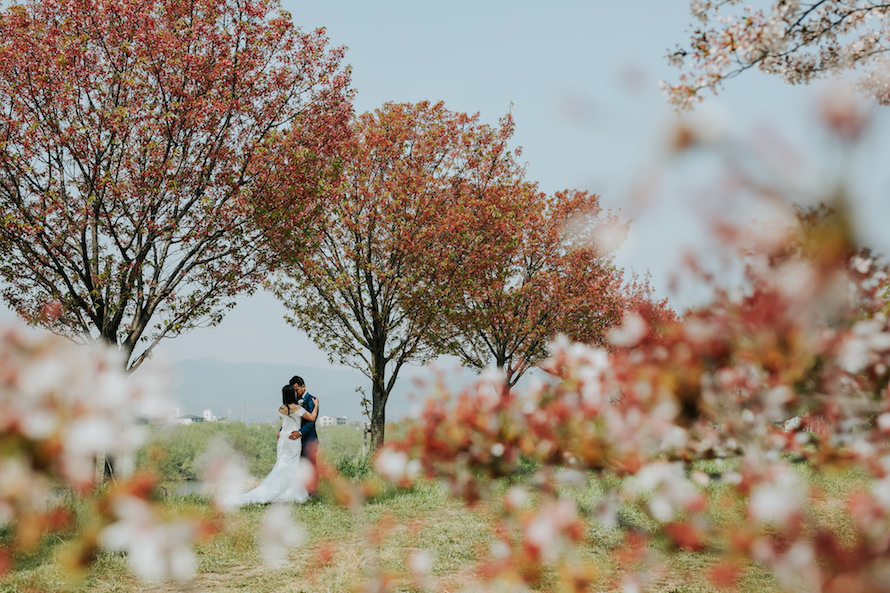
[0,326,195,577]
[665,1,890,109]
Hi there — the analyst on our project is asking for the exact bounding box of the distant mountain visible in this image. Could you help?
[168,358,458,424]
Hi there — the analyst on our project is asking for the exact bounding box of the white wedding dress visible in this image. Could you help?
[236,409,309,505]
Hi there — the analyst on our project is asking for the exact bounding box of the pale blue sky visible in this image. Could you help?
[4,1,890,372]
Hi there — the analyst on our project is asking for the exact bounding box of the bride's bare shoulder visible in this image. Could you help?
[279,403,299,415]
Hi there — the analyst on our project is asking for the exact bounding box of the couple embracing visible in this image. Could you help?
[236,375,320,505]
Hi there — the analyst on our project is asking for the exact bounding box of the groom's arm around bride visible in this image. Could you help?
[287,375,320,497]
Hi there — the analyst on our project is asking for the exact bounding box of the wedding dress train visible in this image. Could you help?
[236,409,309,505]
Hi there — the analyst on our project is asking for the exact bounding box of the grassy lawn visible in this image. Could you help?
[2,449,870,593]
[0,487,759,592]
[1,480,502,593]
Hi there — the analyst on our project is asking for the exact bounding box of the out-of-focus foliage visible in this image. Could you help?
[0,326,205,581]
[369,88,890,593]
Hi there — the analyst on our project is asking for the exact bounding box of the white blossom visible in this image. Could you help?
[258,504,304,568]
[627,462,700,523]
[407,549,434,577]
[375,448,420,484]
[100,495,197,582]
[505,485,530,510]
[607,312,648,347]
[839,316,890,373]
[749,469,804,525]
[872,475,890,511]
[197,437,252,512]
[0,327,174,487]
[525,499,579,563]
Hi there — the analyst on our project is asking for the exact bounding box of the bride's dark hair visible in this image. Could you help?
[282,384,298,407]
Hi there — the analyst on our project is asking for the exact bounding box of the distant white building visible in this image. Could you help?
[317,415,348,428]
[175,414,205,425]
[169,409,216,425]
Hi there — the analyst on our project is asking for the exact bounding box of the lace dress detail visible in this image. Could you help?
[235,409,308,505]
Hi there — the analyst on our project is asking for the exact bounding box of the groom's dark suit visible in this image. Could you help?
[299,393,319,496]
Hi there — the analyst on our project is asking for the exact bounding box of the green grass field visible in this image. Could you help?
[1,425,869,593]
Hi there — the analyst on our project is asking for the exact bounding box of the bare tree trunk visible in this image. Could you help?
[369,348,389,452]
[369,394,386,453]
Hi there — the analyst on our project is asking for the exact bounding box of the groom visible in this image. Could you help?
[287,375,319,497]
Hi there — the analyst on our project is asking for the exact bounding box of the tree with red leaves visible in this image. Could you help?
[0,0,351,370]
[428,188,639,387]
[269,101,531,451]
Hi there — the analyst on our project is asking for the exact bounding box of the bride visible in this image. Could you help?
[236,385,318,505]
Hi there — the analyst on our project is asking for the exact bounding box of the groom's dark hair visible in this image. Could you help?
[290,375,305,387]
